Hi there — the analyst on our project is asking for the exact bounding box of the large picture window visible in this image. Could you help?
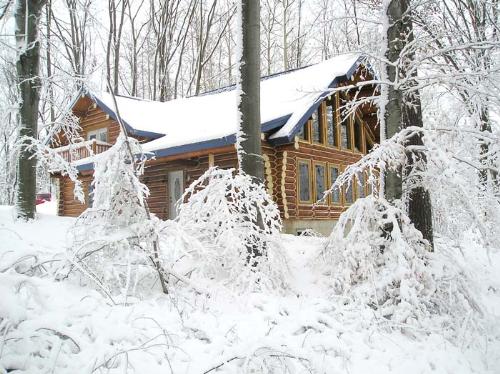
[298,160,312,203]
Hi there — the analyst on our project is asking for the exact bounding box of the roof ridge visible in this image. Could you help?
[195,63,313,97]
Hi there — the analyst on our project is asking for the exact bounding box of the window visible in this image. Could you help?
[365,171,373,196]
[297,122,310,142]
[298,160,312,203]
[354,117,363,153]
[339,97,352,150]
[87,128,108,143]
[357,174,366,198]
[344,175,355,205]
[366,133,374,154]
[311,108,323,143]
[329,165,341,205]
[314,163,327,202]
[326,97,338,147]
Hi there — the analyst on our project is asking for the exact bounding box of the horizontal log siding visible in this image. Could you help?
[54,106,144,147]
[276,141,363,221]
[57,174,92,217]
[57,139,363,223]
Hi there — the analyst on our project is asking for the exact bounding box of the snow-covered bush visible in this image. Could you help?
[67,134,161,301]
[319,196,484,338]
[173,167,288,292]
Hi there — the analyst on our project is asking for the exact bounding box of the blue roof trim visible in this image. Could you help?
[150,114,291,159]
[90,94,165,140]
[262,114,291,132]
[71,115,292,172]
[269,55,375,145]
[153,135,236,158]
[76,162,94,171]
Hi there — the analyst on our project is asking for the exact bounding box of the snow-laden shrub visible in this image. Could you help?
[173,167,289,292]
[67,134,161,301]
[319,196,483,337]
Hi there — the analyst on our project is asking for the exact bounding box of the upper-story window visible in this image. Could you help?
[296,93,369,154]
[297,121,310,141]
[87,128,108,143]
[326,97,338,147]
[354,116,364,153]
[311,108,323,143]
[339,96,352,150]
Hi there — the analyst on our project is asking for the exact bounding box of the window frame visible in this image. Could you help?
[353,114,366,154]
[327,163,342,206]
[343,166,356,206]
[325,96,339,148]
[357,173,366,199]
[338,94,353,151]
[87,127,108,143]
[313,161,327,204]
[297,158,313,204]
[297,120,312,143]
[311,105,325,145]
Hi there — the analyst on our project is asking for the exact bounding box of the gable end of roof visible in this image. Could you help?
[269,55,373,145]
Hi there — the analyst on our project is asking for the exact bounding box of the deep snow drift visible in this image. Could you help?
[0,205,499,373]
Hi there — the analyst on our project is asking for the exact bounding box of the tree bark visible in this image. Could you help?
[238,0,263,182]
[385,0,434,248]
[15,0,46,219]
[384,0,403,202]
[239,0,264,262]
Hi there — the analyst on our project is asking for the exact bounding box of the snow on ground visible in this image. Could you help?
[36,200,57,216]
[0,206,499,373]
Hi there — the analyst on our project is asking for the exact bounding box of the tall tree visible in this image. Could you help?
[106,0,127,95]
[238,0,263,182]
[238,0,264,261]
[384,0,434,248]
[15,0,47,219]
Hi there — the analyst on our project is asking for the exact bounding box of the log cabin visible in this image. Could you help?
[50,53,378,235]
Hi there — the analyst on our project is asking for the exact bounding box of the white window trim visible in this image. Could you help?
[87,128,108,142]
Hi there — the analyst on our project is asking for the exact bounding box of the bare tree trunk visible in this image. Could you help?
[385,0,434,248]
[384,0,403,203]
[282,0,289,71]
[45,0,55,124]
[239,0,262,181]
[239,0,264,261]
[15,0,47,219]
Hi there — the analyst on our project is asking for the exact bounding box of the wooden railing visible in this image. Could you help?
[54,139,112,163]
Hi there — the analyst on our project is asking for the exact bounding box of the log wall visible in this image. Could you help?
[275,140,363,221]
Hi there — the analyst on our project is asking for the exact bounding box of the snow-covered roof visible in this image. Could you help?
[80,53,364,159]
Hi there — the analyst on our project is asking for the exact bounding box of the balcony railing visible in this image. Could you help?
[53,139,112,163]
